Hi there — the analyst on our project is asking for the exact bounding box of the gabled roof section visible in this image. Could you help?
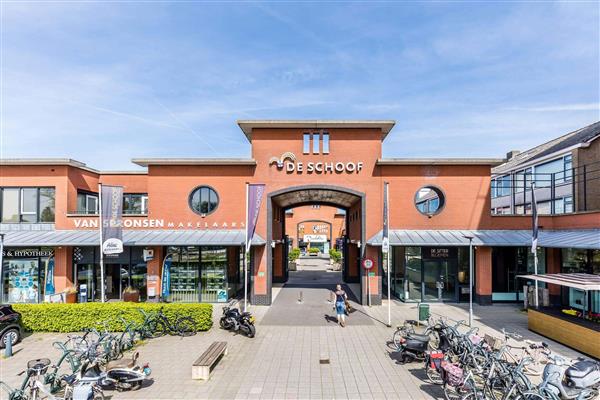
[237,120,396,142]
[493,121,600,175]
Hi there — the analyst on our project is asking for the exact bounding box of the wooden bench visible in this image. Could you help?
[192,341,228,380]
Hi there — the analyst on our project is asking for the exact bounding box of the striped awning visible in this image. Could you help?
[0,229,265,247]
[517,273,600,291]
[367,229,600,249]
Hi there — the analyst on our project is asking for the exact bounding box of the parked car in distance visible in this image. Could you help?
[0,304,22,348]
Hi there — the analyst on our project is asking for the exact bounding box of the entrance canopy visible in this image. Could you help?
[1,229,266,247]
[367,229,600,249]
[517,273,600,291]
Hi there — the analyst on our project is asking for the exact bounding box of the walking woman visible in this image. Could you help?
[332,284,348,327]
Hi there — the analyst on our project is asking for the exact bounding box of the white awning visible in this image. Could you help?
[367,229,600,249]
[517,273,600,291]
[1,229,265,247]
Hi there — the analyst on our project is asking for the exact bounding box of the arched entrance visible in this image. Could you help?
[265,185,367,305]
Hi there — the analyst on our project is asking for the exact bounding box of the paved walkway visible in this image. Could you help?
[0,285,589,399]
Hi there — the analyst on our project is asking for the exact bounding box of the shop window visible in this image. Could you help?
[0,187,55,223]
[123,194,148,214]
[189,186,219,216]
[77,192,98,215]
[414,186,445,216]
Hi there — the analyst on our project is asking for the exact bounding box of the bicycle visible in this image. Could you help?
[138,307,196,337]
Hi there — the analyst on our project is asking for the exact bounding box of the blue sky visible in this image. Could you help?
[2,1,599,170]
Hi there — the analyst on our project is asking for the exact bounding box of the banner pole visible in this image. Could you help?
[98,183,105,303]
[244,182,249,313]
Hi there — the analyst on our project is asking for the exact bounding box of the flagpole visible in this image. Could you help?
[98,183,105,303]
[244,182,249,313]
[531,182,539,309]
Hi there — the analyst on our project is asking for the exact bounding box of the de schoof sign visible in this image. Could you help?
[269,152,364,174]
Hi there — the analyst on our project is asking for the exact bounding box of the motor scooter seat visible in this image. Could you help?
[407,333,430,342]
[107,358,136,370]
[566,360,599,379]
[62,374,76,385]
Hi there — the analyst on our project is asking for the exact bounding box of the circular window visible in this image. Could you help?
[414,186,445,216]
[189,186,219,215]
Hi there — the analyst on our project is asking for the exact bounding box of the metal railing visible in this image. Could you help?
[491,160,600,215]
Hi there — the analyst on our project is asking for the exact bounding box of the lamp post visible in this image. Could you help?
[463,234,474,327]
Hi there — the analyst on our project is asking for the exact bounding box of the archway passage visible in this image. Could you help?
[265,185,367,307]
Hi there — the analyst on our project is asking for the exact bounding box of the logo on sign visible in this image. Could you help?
[102,238,124,255]
[269,152,297,169]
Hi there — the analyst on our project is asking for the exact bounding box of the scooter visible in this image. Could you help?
[220,305,256,338]
[62,359,105,400]
[103,352,151,391]
[542,355,600,399]
[396,331,430,363]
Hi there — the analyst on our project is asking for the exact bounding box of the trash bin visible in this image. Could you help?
[418,303,430,321]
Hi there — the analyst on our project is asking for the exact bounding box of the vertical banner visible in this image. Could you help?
[531,182,539,254]
[161,253,172,299]
[245,184,266,254]
[383,181,391,326]
[244,183,266,312]
[44,257,55,296]
[101,185,124,255]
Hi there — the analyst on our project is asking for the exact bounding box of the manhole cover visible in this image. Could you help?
[319,359,330,364]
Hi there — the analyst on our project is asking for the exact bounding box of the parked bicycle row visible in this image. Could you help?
[0,306,198,400]
[390,316,600,400]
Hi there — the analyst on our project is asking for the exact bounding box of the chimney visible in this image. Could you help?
[506,150,521,160]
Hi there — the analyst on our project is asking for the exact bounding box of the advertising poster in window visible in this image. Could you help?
[8,259,39,303]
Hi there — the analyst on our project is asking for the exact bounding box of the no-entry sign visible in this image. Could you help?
[362,258,374,270]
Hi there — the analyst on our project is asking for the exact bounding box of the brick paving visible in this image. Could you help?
[0,269,588,399]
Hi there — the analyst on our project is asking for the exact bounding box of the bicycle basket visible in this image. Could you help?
[484,334,503,351]
[442,363,464,387]
[27,358,51,375]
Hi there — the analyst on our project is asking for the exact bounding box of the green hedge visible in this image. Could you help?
[12,303,213,333]
[288,248,301,261]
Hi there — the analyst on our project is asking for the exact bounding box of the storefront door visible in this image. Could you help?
[422,260,457,301]
[105,265,128,300]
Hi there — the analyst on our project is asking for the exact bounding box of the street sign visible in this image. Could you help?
[382,237,390,254]
[362,258,374,270]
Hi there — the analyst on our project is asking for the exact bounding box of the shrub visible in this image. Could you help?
[12,302,213,333]
[308,247,320,254]
[288,248,301,261]
[329,249,342,263]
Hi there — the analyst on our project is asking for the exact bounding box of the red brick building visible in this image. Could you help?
[1,120,598,308]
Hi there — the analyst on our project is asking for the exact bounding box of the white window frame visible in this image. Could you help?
[20,188,37,216]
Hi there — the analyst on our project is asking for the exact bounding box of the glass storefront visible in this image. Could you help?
[492,247,546,302]
[561,248,600,313]
[1,248,53,303]
[387,246,470,303]
[72,247,147,302]
[166,246,241,303]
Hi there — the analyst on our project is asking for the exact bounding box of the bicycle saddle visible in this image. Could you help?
[61,373,77,385]
[405,320,418,326]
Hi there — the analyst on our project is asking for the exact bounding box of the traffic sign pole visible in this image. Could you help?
[362,258,374,307]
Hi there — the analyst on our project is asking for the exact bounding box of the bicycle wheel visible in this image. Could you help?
[425,363,444,385]
[514,392,546,400]
[175,317,197,337]
[443,383,467,400]
[392,330,405,350]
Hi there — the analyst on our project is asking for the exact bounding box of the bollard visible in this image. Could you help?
[4,336,13,358]
[298,291,303,303]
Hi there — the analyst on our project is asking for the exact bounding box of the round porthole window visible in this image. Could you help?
[189,186,219,216]
[414,186,445,216]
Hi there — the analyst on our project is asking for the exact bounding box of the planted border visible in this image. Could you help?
[12,303,213,333]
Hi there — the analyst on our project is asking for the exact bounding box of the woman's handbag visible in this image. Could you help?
[344,299,353,314]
